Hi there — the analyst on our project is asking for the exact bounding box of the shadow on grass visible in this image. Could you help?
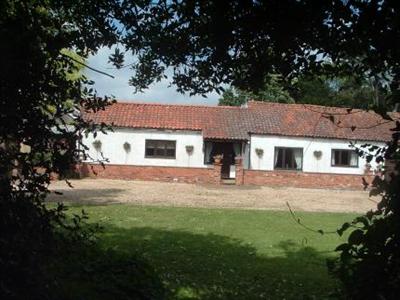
[100,225,338,300]
[47,188,125,205]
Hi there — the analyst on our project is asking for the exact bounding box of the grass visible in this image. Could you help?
[67,204,357,299]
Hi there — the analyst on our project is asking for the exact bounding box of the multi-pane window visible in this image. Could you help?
[331,149,358,167]
[145,140,176,159]
[274,147,303,170]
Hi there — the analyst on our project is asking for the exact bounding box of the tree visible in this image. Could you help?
[293,75,391,109]
[330,76,390,109]
[292,75,334,106]
[0,1,163,299]
[218,87,251,106]
[219,74,294,106]
[114,1,399,105]
[220,73,390,108]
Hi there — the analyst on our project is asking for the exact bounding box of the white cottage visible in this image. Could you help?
[80,101,394,189]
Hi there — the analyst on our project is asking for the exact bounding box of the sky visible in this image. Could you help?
[85,47,220,106]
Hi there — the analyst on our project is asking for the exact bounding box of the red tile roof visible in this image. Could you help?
[246,101,397,142]
[83,101,397,142]
[84,102,250,140]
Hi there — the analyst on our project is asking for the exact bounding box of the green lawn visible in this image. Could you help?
[68,204,356,299]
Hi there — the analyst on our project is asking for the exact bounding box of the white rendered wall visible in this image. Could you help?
[250,134,385,175]
[83,128,208,168]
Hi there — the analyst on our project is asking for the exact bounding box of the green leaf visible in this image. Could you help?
[335,243,350,252]
[353,216,370,228]
[337,222,351,236]
[348,229,364,245]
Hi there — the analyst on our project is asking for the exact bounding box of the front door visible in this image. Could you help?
[211,142,234,179]
[222,144,234,179]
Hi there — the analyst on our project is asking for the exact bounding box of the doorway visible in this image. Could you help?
[205,141,241,179]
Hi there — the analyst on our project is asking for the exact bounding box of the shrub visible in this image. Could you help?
[329,137,400,300]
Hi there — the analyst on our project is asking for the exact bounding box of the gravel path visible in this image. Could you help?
[48,179,379,213]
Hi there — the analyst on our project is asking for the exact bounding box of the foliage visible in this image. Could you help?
[115,1,340,94]
[326,77,389,109]
[219,74,391,108]
[313,151,323,159]
[185,145,194,155]
[328,130,400,299]
[60,49,86,82]
[213,154,223,163]
[255,148,264,158]
[293,75,391,109]
[0,1,162,299]
[66,205,355,299]
[291,75,333,106]
[218,87,250,107]
[93,140,103,151]
[219,74,294,106]
[115,1,399,106]
[123,142,131,153]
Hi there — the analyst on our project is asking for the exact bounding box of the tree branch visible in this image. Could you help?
[61,53,115,79]
[286,202,337,235]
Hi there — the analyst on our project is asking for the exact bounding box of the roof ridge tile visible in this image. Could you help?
[114,100,244,110]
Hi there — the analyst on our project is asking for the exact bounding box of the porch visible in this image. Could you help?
[203,139,248,180]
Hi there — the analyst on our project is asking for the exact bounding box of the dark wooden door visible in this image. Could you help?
[220,143,234,179]
[210,142,235,179]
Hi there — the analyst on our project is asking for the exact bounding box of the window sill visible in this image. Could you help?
[273,168,303,172]
[331,165,359,168]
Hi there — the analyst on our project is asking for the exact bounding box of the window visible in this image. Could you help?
[331,149,358,167]
[274,147,303,170]
[204,141,214,164]
[145,140,176,159]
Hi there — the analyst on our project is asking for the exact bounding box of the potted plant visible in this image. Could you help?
[255,148,264,158]
[313,150,322,159]
[213,154,223,164]
[185,145,194,155]
[92,140,102,152]
[123,142,131,153]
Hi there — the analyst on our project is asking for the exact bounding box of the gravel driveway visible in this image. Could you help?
[48,179,379,213]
